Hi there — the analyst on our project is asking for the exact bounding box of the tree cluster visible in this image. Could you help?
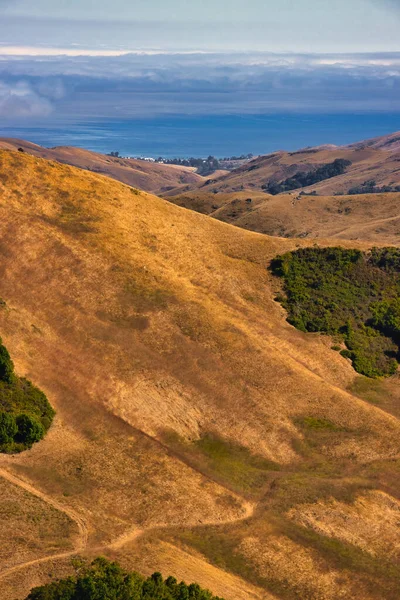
[263,159,352,195]
[0,336,55,453]
[271,246,400,378]
[156,156,220,176]
[346,179,400,195]
[26,557,225,600]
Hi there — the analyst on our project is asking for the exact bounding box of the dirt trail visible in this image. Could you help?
[0,549,83,581]
[0,467,255,583]
[332,213,400,238]
[0,468,88,549]
[0,467,89,582]
[108,499,255,551]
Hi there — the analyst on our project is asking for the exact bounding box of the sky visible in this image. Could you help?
[0,0,399,53]
[0,1,399,125]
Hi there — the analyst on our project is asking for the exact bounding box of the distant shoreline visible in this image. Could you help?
[1,113,400,159]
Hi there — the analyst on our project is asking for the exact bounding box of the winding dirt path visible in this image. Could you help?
[0,468,88,549]
[0,467,255,583]
[107,499,255,552]
[0,468,88,581]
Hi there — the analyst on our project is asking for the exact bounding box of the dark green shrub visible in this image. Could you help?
[263,159,352,194]
[348,179,400,195]
[0,411,17,445]
[15,414,45,446]
[270,246,400,378]
[0,339,14,383]
[0,336,55,453]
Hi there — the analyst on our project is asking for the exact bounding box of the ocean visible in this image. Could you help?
[1,113,400,158]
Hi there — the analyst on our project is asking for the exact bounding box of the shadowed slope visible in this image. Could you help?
[0,150,399,599]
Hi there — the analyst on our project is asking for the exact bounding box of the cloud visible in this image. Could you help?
[0,52,399,119]
[0,80,53,117]
[0,46,130,57]
[370,0,400,12]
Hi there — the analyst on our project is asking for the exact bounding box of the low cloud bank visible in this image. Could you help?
[0,52,399,120]
[0,81,53,117]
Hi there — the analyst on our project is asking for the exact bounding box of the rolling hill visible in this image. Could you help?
[0,138,204,195]
[169,189,400,245]
[0,150,400,599]
[165,131,400,198]
[164,131,400,244]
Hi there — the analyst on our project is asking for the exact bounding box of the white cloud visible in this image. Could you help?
[0,80,53,117]
[0,46,131,57]
[0,52,399,119]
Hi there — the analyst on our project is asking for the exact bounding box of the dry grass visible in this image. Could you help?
[0,138,203,195]
[165,143,400,198]
[0,149,399,598]
[168,190,400,245]
[0,479,77,571]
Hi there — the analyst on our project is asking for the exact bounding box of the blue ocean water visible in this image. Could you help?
[1,113,400,158]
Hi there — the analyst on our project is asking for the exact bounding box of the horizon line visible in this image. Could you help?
[2,46,400,58]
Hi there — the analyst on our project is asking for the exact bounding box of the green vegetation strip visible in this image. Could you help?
[271,246,400,378]
[263,159,351,195]
[26,557,224,600]
[0,336,54,452]
[163,431,278,496]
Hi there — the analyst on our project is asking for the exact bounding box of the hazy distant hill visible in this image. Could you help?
[0,138,204,195]
[165,132,400,198]
[0,150,400,600]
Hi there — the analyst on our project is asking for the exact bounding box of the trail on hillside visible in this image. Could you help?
[0,466,255,583]
[107,499,255,551]
[333,213,400,238]
[0,549,83,582]
[0,468,89,582]
[0,468,88,549]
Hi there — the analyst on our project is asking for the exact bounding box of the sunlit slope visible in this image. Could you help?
[165,140,400,197]
[0,150,399,599]
[172,190,400,245]
[0,138,203,194]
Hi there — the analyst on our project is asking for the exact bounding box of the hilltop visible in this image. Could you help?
[0,139,204,195]
[165,131,400,198]
[0,150,400,599]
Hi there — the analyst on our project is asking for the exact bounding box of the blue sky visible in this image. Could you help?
[0,1,399,122]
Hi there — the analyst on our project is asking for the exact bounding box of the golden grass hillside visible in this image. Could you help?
[169,190,400,245]
[164,140,400,198]
[0,150,400,599]
[0,138,203,195]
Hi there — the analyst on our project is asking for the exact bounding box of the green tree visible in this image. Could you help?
[16,414,45,446]
[0,412,17,445]
[0,339,14,383]
[26,558,225,600]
